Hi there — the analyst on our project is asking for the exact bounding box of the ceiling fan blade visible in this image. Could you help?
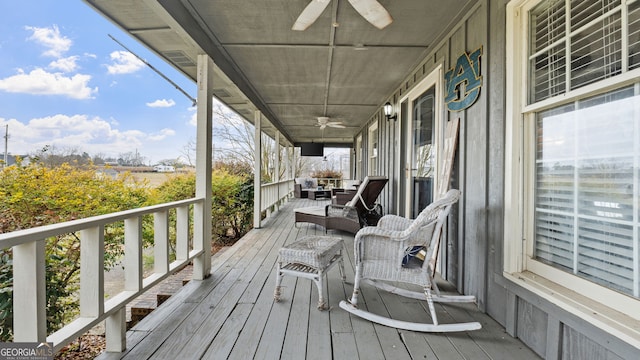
[327,122,346,128]
[348,0,393,29]
[292,0,332,31]
[319,124,327,130]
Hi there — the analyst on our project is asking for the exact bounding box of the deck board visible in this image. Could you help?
[96,198,540,359]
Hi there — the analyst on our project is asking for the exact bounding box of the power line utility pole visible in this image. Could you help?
[3,124,7,168]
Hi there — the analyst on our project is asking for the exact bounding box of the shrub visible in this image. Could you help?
[210,170,253,244]
[148,169,253,245]
[310,169,342,179]
[0,162,254,341]
[0,163,149,340]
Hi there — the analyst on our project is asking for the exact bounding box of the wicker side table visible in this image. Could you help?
[274,236,345,310]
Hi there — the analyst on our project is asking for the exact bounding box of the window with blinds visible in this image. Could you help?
[528,0,640,103]
[630,1,640,70]
[534,86,639,297]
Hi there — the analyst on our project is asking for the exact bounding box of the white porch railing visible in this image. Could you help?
[0,197,205,352]
[314,177,343,189]
[260,179,294,217]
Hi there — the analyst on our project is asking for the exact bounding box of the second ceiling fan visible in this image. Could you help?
[292,0,393,31]
[316,116,345,130]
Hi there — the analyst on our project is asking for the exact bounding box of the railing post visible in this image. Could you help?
[80,226,104,318]
[105,309,126,352]
[13,240,46,342]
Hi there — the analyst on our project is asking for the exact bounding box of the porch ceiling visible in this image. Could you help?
[83,0,472,145]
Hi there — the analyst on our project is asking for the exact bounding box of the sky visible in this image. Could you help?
[0,1,201,164]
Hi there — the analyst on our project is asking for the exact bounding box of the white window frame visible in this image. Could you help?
[356,134,363,178]
[399,65,443,214]
[368,122,378,175]
[505,0,640,344]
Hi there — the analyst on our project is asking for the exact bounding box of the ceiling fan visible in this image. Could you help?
[316,116,345,129]
[292,0,393,31]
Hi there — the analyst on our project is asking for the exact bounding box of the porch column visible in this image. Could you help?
[194,54,213,279]
[254,110,262,228]
[292,146,297,181]
[274,132,281,183]
[285,144,291,199]
[274,132,281,210]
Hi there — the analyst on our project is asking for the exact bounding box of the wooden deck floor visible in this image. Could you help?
[97,198,541,360]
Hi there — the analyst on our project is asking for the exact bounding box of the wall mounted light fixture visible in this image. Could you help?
[384,102,397,121]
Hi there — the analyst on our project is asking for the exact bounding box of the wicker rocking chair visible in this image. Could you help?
[339,189,482,332]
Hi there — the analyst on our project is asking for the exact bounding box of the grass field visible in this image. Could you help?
[127,169,194,188]
[130,172,176,187]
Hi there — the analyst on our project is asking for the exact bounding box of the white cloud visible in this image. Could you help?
[26,25,72,58]
[106,51,145,75]
[0,68,97,99]
[0,115,148,157]
[146,99,175,108]
[49,56,79,72]
[148,128,176,141]
[189,107,197,126]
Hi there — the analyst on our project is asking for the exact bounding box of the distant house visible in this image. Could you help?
[2,154,32,167]
[153,165,175,173]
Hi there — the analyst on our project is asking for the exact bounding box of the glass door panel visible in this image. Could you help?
[410,86,435,217]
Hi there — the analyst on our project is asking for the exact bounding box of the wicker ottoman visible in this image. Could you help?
[274,236,345,310]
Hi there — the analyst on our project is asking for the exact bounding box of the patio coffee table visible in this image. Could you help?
[309,189,331,200]
[274,236,345,310]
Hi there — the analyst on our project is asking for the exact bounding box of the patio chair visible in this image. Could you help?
[339,189,482,332]
[294,176,388,234]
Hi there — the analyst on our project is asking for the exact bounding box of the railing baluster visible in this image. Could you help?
[105,216,142,352]
[13,240,46,342]
[124,216,142,291]
[80,226,104,318]
[176,205,189,262]
[154,210,169,274]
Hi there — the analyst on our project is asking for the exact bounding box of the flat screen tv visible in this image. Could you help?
[300,143,324,156]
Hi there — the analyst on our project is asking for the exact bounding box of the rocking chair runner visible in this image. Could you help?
[339,189,482,332]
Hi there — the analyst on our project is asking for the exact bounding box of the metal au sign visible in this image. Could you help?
[444,47,483,112]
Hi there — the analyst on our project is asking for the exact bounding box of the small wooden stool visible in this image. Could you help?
[274,236,345,310]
